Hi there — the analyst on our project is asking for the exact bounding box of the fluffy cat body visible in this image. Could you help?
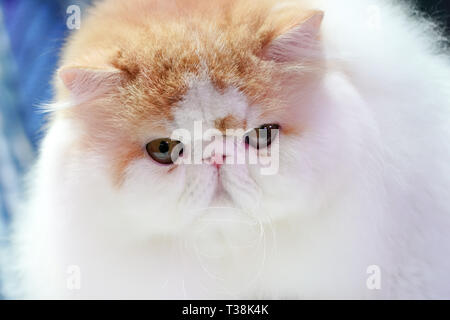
[4,0,450,299]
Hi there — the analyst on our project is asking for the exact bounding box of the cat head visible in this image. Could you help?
[49,0,356,235]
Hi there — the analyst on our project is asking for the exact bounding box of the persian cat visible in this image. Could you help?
[4,0,450,299]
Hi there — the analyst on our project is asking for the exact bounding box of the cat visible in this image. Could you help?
[3,0,450,299]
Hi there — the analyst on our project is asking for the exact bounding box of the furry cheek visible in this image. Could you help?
[117,157,187,233]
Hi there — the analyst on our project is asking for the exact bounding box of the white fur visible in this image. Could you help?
[4,0,450,299]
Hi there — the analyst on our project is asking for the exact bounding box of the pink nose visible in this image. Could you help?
[210,154,226,168]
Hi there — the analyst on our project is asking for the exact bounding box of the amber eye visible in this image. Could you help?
[146,138,183,165]
[244,124,280,149]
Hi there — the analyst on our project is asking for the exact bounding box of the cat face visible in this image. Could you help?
[52,1,356,234]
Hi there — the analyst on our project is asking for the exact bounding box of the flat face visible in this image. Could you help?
[56,0,328,232]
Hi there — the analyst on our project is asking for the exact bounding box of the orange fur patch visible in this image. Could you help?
[214,115,244,133]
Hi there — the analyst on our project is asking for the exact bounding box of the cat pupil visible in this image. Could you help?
[159,141,170,153]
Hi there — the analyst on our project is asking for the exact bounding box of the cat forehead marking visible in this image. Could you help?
[172,78,248,132]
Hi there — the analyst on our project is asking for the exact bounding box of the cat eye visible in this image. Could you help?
[146,138,184,165]
[244,124,280,149]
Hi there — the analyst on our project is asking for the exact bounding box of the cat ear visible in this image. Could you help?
[263,10,324,62]
[58,66,124,99]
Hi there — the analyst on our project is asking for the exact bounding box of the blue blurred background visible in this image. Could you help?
[0,0,90,227]
[0,0,448,299]
[0,0,90,298]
